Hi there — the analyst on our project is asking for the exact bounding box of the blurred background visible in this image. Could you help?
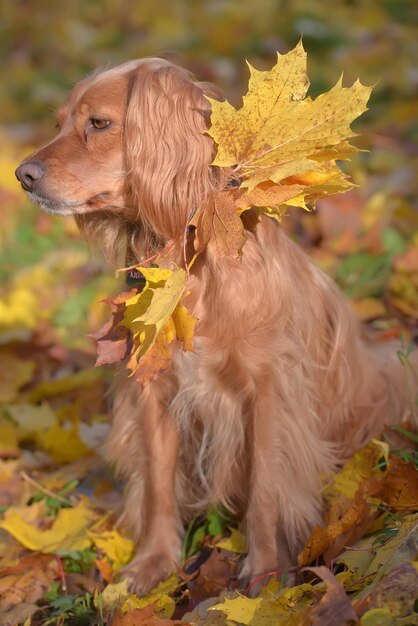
[0,0,417,408]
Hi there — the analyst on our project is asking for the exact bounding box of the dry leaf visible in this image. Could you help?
[90,529,135,570]
[299,497,371,566]
[0,500,96,553]
[207,41,371,196]
[94,267,196,384]
[305,566,357,626]
[0,352,35,404]
[110,604,187,626]
[215,528,247,553]
[380,457,418,510]
[191,191,246,257]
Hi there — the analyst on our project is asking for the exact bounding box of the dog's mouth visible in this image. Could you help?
[28,191,110,216]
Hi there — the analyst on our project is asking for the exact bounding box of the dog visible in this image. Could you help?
[16,58,417,593]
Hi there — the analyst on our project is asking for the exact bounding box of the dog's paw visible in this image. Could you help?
[120,549,179,595]
[239,553,294,597]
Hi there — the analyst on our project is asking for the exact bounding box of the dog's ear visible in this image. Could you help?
[124,63,221,241]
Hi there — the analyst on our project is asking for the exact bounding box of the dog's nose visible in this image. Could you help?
[15,160,45,191]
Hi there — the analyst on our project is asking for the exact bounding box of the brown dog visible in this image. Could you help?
[16,58,417,593]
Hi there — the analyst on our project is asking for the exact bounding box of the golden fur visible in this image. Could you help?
[16,58,417,593]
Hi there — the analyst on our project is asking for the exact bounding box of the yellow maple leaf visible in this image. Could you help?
[94,267,197,385]
[6,402,57,435]
[121,574,179,618]
[89,529,135,570]
[0,500,96,553]
[216,528,247,553]
[324,440,389,504]
[171,302,196,351]
[210,589,308,625]
[36,423,90,463]
[206,41,372,197]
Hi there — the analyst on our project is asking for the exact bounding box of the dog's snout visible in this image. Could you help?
[15,160,45,191]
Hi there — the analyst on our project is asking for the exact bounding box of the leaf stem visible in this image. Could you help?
[20,471,75,506]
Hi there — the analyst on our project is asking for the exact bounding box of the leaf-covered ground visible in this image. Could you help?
[1,1,418,625]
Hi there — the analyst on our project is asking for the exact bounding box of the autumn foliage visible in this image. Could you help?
[96,43,373,385]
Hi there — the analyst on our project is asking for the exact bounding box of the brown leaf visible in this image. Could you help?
[235,182,303,214]
[0,567,52,609]
[65,571,103,595]
[393,246,418,273]
[192,191,246,258]
[94,326,130,367]
[299,497,370,566]
[95,557,114,584]
[0,602,40,626]
[380,457,418,510]
[131,319,175,386]
[369,563,418,614]
[184,548,239,607]
[305,566,357,626]
[91,304,131,367]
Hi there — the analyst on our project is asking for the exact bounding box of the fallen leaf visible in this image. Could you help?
[210,583,313,626]
[0,603,40,626]
[359,608,394,625]
[209,595,263,625]
[0,500,96,553]
[360,513,418,587]
[324,440,389,522]
[27,368,103,403]
[0,567,52,609]
[299,497,370,566]
[380,457,418,510]
[369,563,418,616]
[0,352,35,404]
[111,604,187,625]
[349,298,387,321]
[5,402,57,435]
[0,421,19,455]
[101,579,129,610]
[90,530,135,570]
[215,528,247,553]
[393,246,418,273]
[36,423,90,463]
[121,575,180,619]
[305,566,357,625]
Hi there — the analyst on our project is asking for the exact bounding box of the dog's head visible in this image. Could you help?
[16,59,223,246]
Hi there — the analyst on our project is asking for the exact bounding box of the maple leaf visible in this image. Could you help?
[305,566,357,626]
[93,267,196,384]
[0,500,96,553]
[206,40,372,202]
[298,496,371,567]
[191,191,246,258]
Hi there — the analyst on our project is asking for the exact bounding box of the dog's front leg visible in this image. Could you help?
[108,376,181,594]
[240,389,290,588]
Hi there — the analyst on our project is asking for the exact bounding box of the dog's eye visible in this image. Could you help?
[90,118,111,130]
